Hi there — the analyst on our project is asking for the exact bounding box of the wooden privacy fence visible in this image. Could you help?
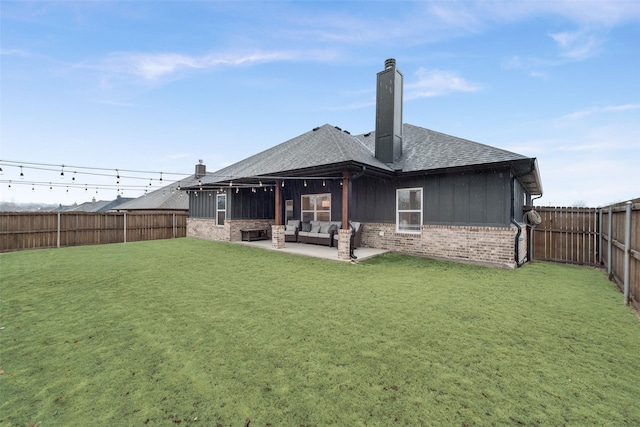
[527,206,599,266]
[0,211,187,252]
[527,199,639,309]
[600,200,639,309]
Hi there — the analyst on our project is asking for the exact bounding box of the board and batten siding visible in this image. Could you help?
[351,170,515,227]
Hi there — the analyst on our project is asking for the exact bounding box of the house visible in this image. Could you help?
[64,195,135,212]
[183,59,543,268]
[113,181,189,213]
[114,161,207,212]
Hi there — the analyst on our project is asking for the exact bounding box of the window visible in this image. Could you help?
[216,194,226,226]
[301,194,331,222]
[286,200,294,221]
[396,188,422,232]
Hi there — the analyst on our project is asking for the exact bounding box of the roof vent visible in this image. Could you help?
[343,130,350,135]
[334,126,342,131]
[364,132,371,137]
[384,58,396,69]
[312,126,320,131]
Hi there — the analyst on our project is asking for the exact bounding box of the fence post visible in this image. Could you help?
[607,206,612,276]
[57,212,61,248]
[598,208,603,265]
[124,212,127,243]
[173,213,176,238]
[623,201,631,305]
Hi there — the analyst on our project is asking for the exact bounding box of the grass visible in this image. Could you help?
[1,238,639,426]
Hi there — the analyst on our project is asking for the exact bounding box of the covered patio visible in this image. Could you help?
[237,239,388,262]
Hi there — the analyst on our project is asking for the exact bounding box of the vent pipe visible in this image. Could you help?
[375,58,403,164]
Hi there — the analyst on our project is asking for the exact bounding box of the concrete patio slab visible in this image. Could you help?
[237,240,388,262]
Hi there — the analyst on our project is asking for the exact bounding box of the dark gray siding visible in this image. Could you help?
[351,170,512,227]
[230,187,275,219]
[280,180,344,221]
[189,169,519,227]
[513,179,526,222]
[189,190,220,218]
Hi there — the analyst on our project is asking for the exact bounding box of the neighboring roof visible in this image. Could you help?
[114,180,189,211]
[67,196,135,212]
[187,123,542,195]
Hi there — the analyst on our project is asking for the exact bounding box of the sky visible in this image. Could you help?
[1,1,639,208]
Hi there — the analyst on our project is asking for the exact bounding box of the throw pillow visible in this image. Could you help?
[285,225,295,232]
[319,224,330,234]
[310,226,321,233]
[301,222,311,232]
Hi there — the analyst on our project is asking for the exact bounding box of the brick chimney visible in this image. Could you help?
[195,159,206,179]
[375,58,403,164]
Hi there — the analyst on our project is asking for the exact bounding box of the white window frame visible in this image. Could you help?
[301,193,331,222]
[216,194,226,226]
[396,187,423,233]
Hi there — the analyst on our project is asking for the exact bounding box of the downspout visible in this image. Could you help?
[510,177,523,267]
[511,160,538,267]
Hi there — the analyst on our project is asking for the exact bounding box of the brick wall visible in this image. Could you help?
[361,222,524,268]
[187,218,274,242]
[187,218,229,241]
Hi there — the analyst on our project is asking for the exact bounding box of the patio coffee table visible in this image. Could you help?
[240,228,270,242]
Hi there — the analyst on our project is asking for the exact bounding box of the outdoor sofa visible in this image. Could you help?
[284,219,301,242]
[297,220,341,246]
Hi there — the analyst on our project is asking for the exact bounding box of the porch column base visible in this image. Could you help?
[337,229,352,261]
[272,225,285,249]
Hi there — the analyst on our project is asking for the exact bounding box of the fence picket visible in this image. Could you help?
[0,211,187,252]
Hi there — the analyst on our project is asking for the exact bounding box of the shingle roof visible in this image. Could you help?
[114,180,189,211]
[194,124,392,186]
[66,197,135,212]
[355,123,530,172]
[187,122,542,194]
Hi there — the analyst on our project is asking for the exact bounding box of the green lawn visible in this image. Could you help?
[1,238,639,426]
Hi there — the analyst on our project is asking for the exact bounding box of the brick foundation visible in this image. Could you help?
[187,218,273,242]
[187,218,230,241]
[271,225,285,249]
[188,217,526,268]
[337,229,352,261]
[361,223,524,268]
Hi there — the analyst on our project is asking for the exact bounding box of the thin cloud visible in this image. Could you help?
[0,48,30,57]
[549,30,603,60]
[562,104,640,120]
[406,68,481,99]
[81,50,301,82]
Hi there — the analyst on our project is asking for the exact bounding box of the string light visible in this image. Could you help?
[20,166,24,179]
[60,165,65,179]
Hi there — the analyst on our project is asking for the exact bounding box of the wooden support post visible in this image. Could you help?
[275,180,282,226]
[342,171,349,230]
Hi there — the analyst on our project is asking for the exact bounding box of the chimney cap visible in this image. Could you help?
[384,58,396,69]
